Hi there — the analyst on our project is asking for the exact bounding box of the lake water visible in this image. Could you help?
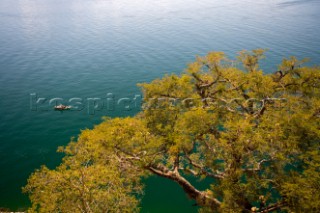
[0,0,319,211]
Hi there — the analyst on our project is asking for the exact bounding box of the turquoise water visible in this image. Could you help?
[0,0,320,211]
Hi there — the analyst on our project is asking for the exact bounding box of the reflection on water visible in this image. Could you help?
[0,0,319,211]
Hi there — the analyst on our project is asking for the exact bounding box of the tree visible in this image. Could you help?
[24,50,320,212]
[23,131,144,213]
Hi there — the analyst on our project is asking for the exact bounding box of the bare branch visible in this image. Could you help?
[244,159,271,173]
[147,163,221,208]
[192,73,204,83]
[258,201,286,213]
[184,154,224,179]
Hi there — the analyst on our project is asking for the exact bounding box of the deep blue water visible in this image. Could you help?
[0,0,319,211]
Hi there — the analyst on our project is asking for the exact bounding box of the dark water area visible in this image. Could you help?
[0,0,319,211]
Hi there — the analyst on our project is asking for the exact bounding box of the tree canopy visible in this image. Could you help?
[24,50,320,212]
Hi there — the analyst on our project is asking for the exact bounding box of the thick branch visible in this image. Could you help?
[147,164,221,208]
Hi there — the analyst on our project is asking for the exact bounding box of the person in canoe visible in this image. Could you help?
[54,104,71,110]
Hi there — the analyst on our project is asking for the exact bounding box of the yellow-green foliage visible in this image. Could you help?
[24,50,320,212]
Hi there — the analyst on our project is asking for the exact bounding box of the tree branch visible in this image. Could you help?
[244,159,270,173]
[258,201,286,213]
[147,164,221,208]
[184,154,224,179]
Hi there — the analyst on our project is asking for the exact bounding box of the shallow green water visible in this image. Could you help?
[0,0,320,211]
